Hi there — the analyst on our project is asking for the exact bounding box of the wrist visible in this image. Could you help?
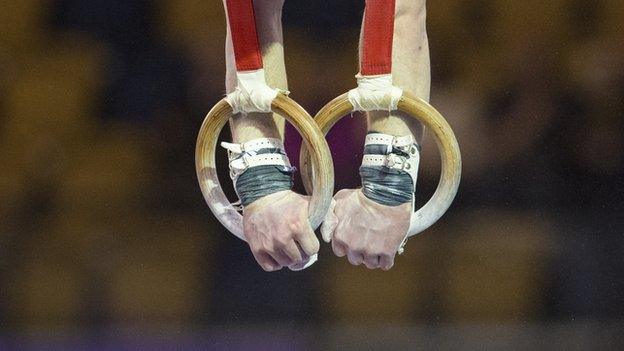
[236,164,294,206]
[222,137,295,207]
[231,112,284,142]
[359,132,420,206]
[367,110,424,141]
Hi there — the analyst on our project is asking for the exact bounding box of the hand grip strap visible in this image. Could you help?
[360,0,396,75]
[225,0,263,71]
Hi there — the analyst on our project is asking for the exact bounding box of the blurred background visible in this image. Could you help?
[0,0,623,349]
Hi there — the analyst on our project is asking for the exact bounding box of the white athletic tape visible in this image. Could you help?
[225,69,284,114]
[347,74,403,112]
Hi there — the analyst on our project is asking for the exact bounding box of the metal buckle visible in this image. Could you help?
[384,154,410,170]
[392,135,415,154]
[228,154,249,179]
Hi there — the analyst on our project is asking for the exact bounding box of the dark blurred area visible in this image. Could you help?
[0,0,623,349]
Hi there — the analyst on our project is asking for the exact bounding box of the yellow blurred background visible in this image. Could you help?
[0,0,623,349]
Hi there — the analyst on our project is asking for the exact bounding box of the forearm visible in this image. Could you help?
[224,0,287,143]
[363,0,429,141]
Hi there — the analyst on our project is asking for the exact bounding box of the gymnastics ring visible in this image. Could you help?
[299,91,461,237]
[196,93,335,241]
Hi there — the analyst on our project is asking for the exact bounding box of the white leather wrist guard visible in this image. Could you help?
[221,138,294,206]
[221,138,291,181]
[361,133,420,182]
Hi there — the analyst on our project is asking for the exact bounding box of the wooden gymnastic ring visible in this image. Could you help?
[196,93,334,241]
[299,91,461,237]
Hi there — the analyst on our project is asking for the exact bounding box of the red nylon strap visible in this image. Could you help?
[360,0,396,76]
[225,0,263,71]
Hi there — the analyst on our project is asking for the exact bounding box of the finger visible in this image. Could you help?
[347,250,365,266]
[363,254,380,270]
[321,198,338,243]
[295,225,320,257]
[289,253,318,271]
[281,239,304,265]
[332,239,347,257]
[379,254,394,271]
[253,250,282,272]
[270,248,295,267]
[296,242,311,262]
[330,211,351,258]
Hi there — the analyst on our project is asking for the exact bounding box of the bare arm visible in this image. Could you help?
[224,0,287,142]
[365,0,429,140]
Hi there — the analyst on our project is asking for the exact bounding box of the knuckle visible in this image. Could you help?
[247,241,259,251]
[385,239,401,252]
[289,217,304,230]
[369,249,384,258]
[362,249,375,257]
[383,249,397,259]
[364,256,379,267]
[332,235,346,247]
[348,251,363,261]
[311,238,320,253]
[273,235,291,249]
[380,252,394,261]
[350,259,363,266]
[332,243,346,257]
[255,256,279,272]
[257,243,271,253]
[300,231,319,246]
[334,239,352,251]
[381,256,394,271]
[287,222,298,232]
[271,241,284,250]
[350,245,365,255]
[252,244,266,255]
[263,264,281,272]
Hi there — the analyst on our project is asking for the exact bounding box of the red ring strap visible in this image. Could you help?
[225,0,264,71]
[360,0,396,76]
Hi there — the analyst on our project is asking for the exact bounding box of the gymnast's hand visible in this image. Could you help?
[321,188,411,270]
[243,190,320,271]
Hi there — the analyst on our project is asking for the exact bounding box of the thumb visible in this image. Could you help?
[320,198,338,243]
[288,253,318,271]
